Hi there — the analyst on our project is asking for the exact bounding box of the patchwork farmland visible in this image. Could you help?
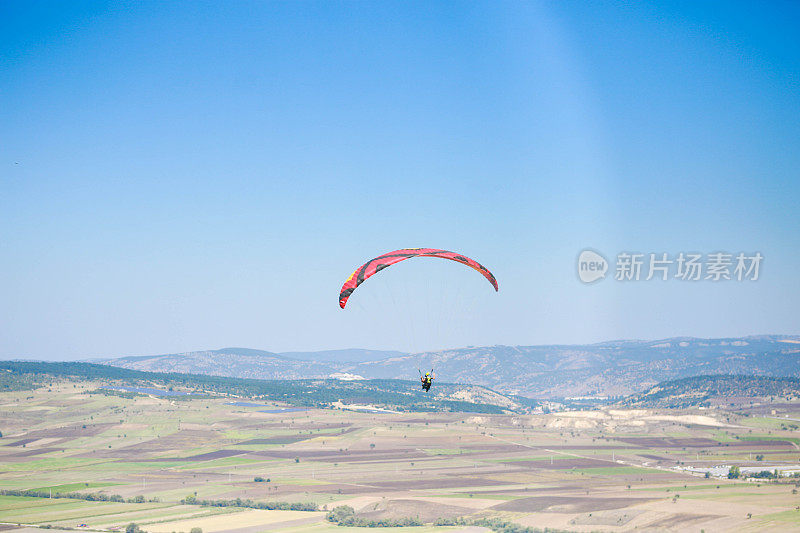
[1,381,800,532]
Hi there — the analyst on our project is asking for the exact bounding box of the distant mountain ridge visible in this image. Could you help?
[114,347,289,362]
[279,348,404,363]
[98,335,800,398]
[105,347,331,380]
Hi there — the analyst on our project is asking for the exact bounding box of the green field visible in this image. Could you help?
[2,380,800,532]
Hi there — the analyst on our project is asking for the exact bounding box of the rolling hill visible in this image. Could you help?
[96,335,800,398]
[621,374,800,408]
[0,360,533,414]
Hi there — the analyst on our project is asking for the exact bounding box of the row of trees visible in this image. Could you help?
[181,494,317,511]
[325,506,571,532]
[0,489,156,503]
[435,516,572,533]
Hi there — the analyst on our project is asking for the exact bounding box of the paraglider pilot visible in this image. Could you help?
[421,370,434,392]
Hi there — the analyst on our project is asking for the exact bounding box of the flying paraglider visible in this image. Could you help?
[338,248,498,393]
[419,368,435,392]
[338,248,498,309]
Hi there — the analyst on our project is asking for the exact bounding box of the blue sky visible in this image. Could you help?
[2,1,798,359]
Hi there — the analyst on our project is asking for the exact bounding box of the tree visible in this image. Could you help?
[728,466,741,479]
[125,524,141,533]
[190,528,202,533]
[326,505,356,525]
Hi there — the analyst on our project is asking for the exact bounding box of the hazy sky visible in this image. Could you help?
[2,1,799,359]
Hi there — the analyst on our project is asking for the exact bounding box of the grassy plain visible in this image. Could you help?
[1,381,799,532]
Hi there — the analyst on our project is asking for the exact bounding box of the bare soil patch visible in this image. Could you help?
[513,458,613,469]
[460,444,531,453]
[3,438,39,447]
[370,477,505,490]
[358,498,473,522]
[570,508,645,526]
[470,485,587,495]
[252,448,427,462]
[644,513,719,528]
[17,423,115,439]
[492,496,655,513]
[238,435,315,445]
[617,437,719,447]
[7,447,60,457]
[131,449,249,462]
[639,453,671,461]
[317,452,429,463]
[727,440,795,448]
[539,445,642,450]
[136,429,218,450]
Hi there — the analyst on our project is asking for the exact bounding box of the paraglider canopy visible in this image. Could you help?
[338,248,498,309]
